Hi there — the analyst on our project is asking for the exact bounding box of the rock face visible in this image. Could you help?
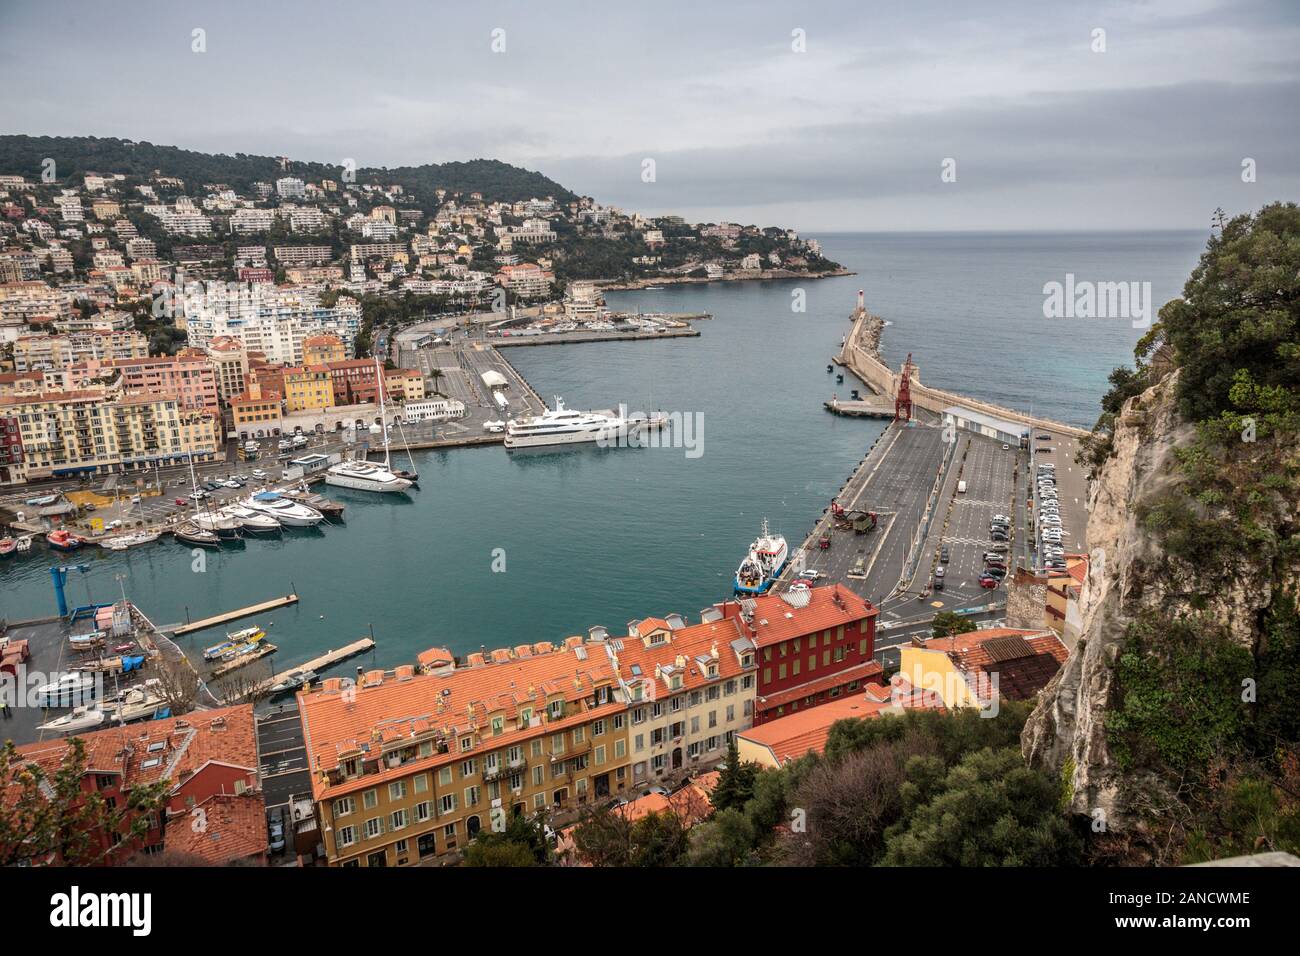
[1021,370,1192,824]
[1023,366,1299,828]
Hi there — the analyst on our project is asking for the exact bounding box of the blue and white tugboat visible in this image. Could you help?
[733,519,789,594]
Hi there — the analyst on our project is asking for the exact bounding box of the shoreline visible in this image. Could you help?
[596,267,855,292]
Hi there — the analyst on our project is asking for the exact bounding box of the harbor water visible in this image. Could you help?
[0,231,1206,672]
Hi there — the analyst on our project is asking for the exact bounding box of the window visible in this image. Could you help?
[690,716,700,734]
[337,826,356,848]
[533,766,545,786]
[615,739,626,758]
[793,658,801,676]
[726,705,735,722]
[548,699,564,720]
[778,663,787,680]
[823,650,831,666]
[763,667,772,684]
[859,638,868,655]
[415,802,430,822]
[438,767,453,787]
[460,760,476,777]
[333,796,354,818]
[594,745,606,766]
[593,719,606,736]
[460,736,473,752]
[808,655,817,672]
[534,793,546,809]
[725,680,736,695]
[573,726,585,744]
[491,716,505,736]
[465,785,481,807]
[413,774,428,794]
[631,707,645,725]
[708,710,717,728]
[390,808,408,831]
[635,733,645,751]
[364,816,383,839]
[613,714,625,730]
[651,755,665,772]
[531,739,543,757]
[388,781,407,801]
[363,789,378,810]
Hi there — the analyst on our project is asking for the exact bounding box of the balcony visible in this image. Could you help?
[482,764,503,783]
[506,756,527,772]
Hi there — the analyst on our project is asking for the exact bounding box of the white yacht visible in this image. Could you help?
[325,458,413,493]
[246,493,324,527]
[37,704,107,734]
[324,355,415,493]
[191,510,241,537]
[35,673,99,709]
[219,504,282,534]
[504,397,636,450]
[100,530,161,551]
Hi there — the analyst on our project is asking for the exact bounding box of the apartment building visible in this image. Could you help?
[272,245,333,266]
[206,335,248,402]
[0,280,73,325]
[12,330,150,371]
[230,377,283,439]
[614,613,759,787]
[495,262,552,298]
[283,365,334,412]
[67,354,220,411]
[300,647,629,867]
[0,412,22,484]
[303,333,346,366]
[275,177,306,199]
[230,208,277,234]
[0,386,218,480]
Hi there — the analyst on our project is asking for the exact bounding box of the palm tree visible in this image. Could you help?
[429,367,445,397]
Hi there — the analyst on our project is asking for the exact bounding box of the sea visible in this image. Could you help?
[0,231,1206,670]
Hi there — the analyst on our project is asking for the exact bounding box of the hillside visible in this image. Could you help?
[0,135,577,207]
[1023,202,1300,865]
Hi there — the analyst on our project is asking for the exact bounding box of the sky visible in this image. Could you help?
[1,0,1296,231]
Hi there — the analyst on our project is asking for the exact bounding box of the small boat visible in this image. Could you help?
[219,504,282,534]
[100,530,161,551]
[68,630,105,651]
[14,535,32,553]
[192,510,241,538]
[46,529,83,552]
[37,705,107,734]
[281,490,345,518]
[0,537,16,558]
[269,669,317,694]
[25,493,60,507]
[203,626,266,661]
[35,673,99,708]
[174,522,221,548]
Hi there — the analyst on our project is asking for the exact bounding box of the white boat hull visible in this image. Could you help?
[325,471,412,493]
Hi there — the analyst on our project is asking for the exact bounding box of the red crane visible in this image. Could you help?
[894,352,914,423]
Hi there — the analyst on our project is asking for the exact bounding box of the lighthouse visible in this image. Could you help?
[857,289,865,311]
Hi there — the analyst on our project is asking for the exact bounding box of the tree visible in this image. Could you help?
[684,808,756,866]
[428,367,446,397]
[711,737,757,812]
[0,738,169,866]
[881,747,1082,866]
[930,611,977,639]
[151,652,203,715]
[462,812,553,867]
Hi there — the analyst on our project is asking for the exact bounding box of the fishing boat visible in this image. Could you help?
[35,673,99,708]
[0,537,15,558]
[46,529,83,552]
[100,530,161,551]
[203,626,266,661]
[733,519,790,595]
[269,669,317,694]
[37,704,107,735]
[68,630,105,651]
[504,397,638,450]
[174,521,221,548]
[218,504,282,534]
[246,492,324,527]
[14,535,32,553]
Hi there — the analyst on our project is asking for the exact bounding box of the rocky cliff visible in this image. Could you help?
[1022,366,1298,830]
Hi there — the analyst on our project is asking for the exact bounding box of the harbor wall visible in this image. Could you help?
[838,309,1092,439]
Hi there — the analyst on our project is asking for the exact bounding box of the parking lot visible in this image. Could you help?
[1027,428,1089,563]
[257,705,312,814]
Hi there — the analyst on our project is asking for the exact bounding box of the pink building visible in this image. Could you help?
[68,355,220,411]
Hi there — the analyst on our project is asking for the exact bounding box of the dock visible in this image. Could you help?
[824,397,894,419]
[172,593,299,636]
[243,637,376,697]
[209,642,277,679]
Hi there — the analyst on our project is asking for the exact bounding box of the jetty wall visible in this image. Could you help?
[838,308,1091,439]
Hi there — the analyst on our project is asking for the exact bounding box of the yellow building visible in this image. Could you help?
[303,334,346,366]
[896,628,1068,712]
[230,378,283,439]
[300,649,632,866]
[283,365,334,413]
[383,368,425,403]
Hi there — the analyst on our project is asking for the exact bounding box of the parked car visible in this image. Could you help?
[251,469,267,479]
[979,575,998,589]
[940,545,950,562]
[268,813,285,854]
[188,491,208,500]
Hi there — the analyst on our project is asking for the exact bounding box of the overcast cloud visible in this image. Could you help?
[1,0,1295,230]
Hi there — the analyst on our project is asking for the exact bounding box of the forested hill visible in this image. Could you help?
[0,135,576,205]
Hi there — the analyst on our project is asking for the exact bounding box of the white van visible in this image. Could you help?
[957,480,968,494]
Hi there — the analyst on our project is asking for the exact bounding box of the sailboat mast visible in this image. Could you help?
[375,354,391,469]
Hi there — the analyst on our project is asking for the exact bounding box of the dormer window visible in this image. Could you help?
[549,700,564,720]
[707,664,719,679]
[670,675,683,690]
[491,716,505,736]
[460,736,473,752]
[520,706,533,726]
[741,653,754,668]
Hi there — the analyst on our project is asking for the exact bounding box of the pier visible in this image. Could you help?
[209,641,278,679]
[172,593,300,636]
[489,326,700,347]
[241,638,376,697]
[824,397,894,418]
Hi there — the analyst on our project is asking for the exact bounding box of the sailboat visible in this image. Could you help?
[326,356,413,493]
[389,415,419,484]
[183,453,239,537]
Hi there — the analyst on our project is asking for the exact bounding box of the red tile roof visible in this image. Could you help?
[721,584,877,650]
[918,628,1068,702]
[162,792,268,865]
